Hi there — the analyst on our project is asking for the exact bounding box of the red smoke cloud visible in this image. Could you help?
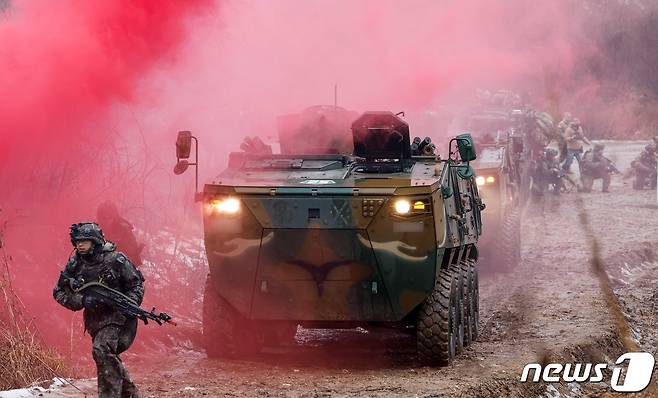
[1,0,654,357]
[0,0,211,351]
[129,0,591,175]
[0,0,210,170]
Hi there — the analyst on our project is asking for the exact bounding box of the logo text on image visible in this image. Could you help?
[520,352,655,393]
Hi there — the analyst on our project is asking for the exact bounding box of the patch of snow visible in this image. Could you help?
[544,384,562,398]
[0,378,82,398]
[0,388,44,398]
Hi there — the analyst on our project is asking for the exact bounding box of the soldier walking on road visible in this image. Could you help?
[562,119,591,174]
[53,222,144,398]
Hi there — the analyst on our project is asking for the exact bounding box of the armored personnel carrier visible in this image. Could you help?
[174,111,483,365]
[454,95,554,272]
[459,109,523,272]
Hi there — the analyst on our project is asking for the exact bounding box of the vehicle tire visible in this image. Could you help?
[499,208,521,272]
[471,263,480,341]
[417,267,461,366]
[460,260,479,345]
[203,276,262,358]
[448,265,465,353]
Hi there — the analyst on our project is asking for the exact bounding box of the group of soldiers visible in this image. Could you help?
[531,113,658,197]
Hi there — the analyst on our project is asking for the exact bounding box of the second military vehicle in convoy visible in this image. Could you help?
[174,110,484,365]
[453,91,554,272]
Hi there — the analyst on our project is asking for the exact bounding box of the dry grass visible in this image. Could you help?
[0,215,70,391]
[0,322,70,390]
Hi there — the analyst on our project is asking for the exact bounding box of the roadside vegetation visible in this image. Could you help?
[0,215,69,390]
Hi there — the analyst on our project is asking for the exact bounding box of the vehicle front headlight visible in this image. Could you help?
[476,175,495,186]
[393,199,411,215]
[210,197,241,214]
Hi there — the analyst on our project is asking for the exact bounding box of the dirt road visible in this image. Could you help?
[44,142,658,398]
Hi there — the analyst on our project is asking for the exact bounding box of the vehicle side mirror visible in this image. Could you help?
[173,131,200,197]
[456,133,477,162]
[173,159,189,175]
[456,165,475,179]
[176,131,192,159]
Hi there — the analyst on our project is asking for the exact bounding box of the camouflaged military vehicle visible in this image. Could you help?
[458,109,523,272]
[174,110,483,365]
[454,97,554,272]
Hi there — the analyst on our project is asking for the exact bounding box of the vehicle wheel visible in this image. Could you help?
[448,265,465,353]
[471,263,480,341]
[460,260,478,345]
[203,276,262,358]
[417,267,461,365]
[499,208,521,272]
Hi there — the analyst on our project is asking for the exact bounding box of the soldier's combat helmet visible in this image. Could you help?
[70,222,106,247]
[593,143,605,152]
[544,148,558,158]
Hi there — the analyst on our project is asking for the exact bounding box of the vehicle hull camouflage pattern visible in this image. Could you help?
[176,110,483,365]
[203,164,477,322]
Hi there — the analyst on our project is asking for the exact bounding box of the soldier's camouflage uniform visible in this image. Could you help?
[632,145,657,190]
[580,147,612,193]
[54,240,144,398]
[530,148,562,200]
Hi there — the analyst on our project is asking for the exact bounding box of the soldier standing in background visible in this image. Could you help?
[97,201,144,266]
[53,222,144,398]
[557,112,572,135]
[555,112,572,164]
[562,119,592,174]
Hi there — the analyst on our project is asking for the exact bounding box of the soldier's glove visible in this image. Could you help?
[82,294,104,310]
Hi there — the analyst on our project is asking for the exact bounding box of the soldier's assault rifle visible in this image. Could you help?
[602,156,621,174]
[73,282,176,326]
